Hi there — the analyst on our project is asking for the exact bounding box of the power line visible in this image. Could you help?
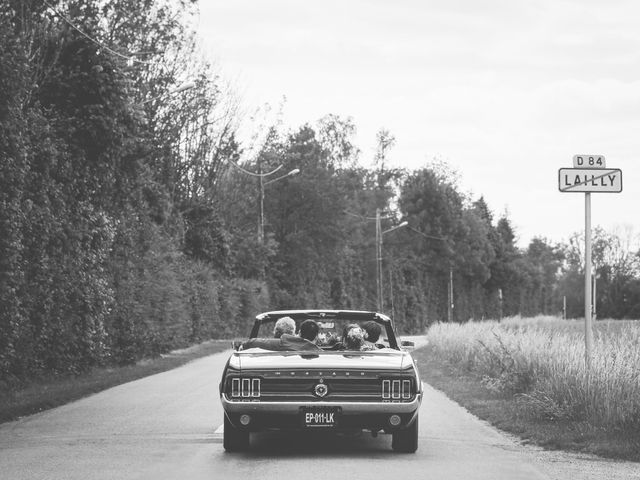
[344,210,393,221]
[407,226,447,241]
[42,0,153,66]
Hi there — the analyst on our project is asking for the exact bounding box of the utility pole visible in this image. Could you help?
[376,208,383,312]
[447,267,454,322]
[389,268,395,320]
[225,159,299,279]
[374,209,407,313]
[258,159,264,244]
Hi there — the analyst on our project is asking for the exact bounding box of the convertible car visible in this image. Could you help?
[219,310,422,453]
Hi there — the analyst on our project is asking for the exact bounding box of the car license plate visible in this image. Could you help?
[301,407,338,428]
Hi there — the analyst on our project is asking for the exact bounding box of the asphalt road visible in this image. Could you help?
[0,346,637,480]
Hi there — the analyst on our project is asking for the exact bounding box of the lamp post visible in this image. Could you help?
[259,167,300,243]
[448,266,454,323]
[376,208,408,312]
[225,158,300,243]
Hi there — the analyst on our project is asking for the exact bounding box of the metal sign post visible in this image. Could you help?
[558,154,623,368]
[584,192,593,366]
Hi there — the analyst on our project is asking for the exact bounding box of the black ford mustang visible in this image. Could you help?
[219,310,422,453]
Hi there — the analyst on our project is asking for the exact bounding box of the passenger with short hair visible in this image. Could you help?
[240,316,296,351]
[273,316,296,338]
[280,319,321,351]
[299,319,320,342]
[362,320,385,349]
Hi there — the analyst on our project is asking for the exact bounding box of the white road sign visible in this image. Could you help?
[558,168,622,193]
[573,155,605,168]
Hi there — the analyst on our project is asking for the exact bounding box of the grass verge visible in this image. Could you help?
[413,345,640,462]
[0,340,231,424]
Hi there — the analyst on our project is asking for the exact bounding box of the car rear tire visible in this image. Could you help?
[223,414,250,452]
[392,415,418,453]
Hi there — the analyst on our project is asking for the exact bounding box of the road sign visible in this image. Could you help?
[559,155,622,369]
[573,155,605,168]
[558,168,622,193]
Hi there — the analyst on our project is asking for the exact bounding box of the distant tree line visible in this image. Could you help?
[1,1,639,382]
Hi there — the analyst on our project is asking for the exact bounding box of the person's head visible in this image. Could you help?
[273,316,296,338]
[342,323,360,342]
[299,319,319,341]
[362,321,382,343]
[344,326,366,350]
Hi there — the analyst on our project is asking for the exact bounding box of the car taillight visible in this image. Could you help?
[230,377,261,398]
[382,378,412,400]
[402,379,411,399]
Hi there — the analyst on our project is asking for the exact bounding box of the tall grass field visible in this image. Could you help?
[426,316,640,436]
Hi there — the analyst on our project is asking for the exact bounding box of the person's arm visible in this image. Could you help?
[280,334,321,351]
[241,338,282,351]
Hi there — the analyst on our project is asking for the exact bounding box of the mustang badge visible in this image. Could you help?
[314,383,328,398]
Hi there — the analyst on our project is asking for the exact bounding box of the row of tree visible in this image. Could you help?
[0,0,267,380]
[1,1,639,382]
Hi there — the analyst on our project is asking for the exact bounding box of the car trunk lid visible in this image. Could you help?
[236,350,407,371]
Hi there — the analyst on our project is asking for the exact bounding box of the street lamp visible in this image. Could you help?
[259,168,300,243]
[169,81,196,94]
[263,168,300,186]
[376,209,408,312]
[225,159,300,243]
[142,81,195,104]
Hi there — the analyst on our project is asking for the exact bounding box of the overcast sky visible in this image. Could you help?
[197,0,639,247]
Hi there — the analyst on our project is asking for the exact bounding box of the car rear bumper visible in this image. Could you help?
[221,394,421,432]
[222,394,421,413]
